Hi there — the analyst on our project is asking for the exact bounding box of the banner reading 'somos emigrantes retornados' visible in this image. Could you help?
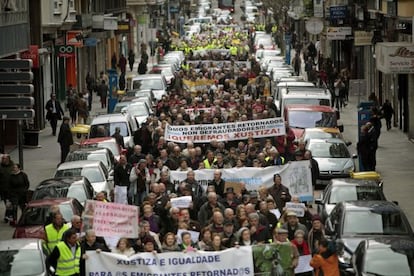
[164,118,286,143]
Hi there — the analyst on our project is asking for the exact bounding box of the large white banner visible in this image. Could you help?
[86,247,254,276]
[164,118,286,143]
[170,161,313,202]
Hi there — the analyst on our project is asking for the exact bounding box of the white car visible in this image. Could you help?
[54,160,113,196]
[131,74,168,101]
[127,101,153,127]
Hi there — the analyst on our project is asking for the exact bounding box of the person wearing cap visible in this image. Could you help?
[308,214,326,254]
[220,187,240,212]
[221,219,237,248]
[267,174,291,213]
[57,116,73,165]
[282,211,308,241]
[45,93,64,136]
[272,227,299,273]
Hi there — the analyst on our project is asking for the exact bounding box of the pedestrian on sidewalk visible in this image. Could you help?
[45,93,64,136]
[0,153,14,222]
[128,49,135,71]
[58,116,73,165]
[76,92,89,124]
[8,163,30,225]
[118,54,127,74]
[97,80,108,108]
[86,72,95,111]
[381,99,394,130]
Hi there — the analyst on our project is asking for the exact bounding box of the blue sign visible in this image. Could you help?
[329,6,347,20]
[84,37,98,47]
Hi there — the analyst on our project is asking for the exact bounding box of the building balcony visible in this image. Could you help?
[0,10,29,26]
[73,13,93,29]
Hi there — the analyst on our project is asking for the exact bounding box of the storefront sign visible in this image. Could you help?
[329,6,347,20]
[326,26,352,40]
[104,16,118,30]
[376,42,414,74]
[66,31,83,47]
[313,0,324,17]
[20,45,39,68]
[55,45,75,58]
[165,118,285,143]
[354,31,373,46]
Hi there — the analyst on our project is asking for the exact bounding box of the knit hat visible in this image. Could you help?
[312,214,322,222]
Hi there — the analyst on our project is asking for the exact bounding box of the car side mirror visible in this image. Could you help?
[315,198,323,205]
[393,200,399,205]
[338,124,344,133]
[352,154,358,159]
[345,140,352,146]
[345,268,356,275]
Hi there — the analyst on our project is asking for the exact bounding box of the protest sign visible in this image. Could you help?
[252,243,296,275]
[224,181,242,195]
[114,185,128,204]
[295,255,313,274]
[82,200,139,238]
[86,247,254,276]
[164,117,285,143]
[170,196,192,209]
[285,202,306,217]
[177,229,200,244]
[170,161,313,201]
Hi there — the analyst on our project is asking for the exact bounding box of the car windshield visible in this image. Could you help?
[55,167,104,183]
[19,203,73,225]
[128,104,148,116]
[343,210,409,235]
[284,98,331,107]
[132,79,164,90]
[309,141,350,158]
[113,102,131,113]
[329,186,384,204]
[32,185,87,203]
[303,131,339,141]
[364,247,414,276]
[0,249,44,276]
[288,110,336,128]
[89,122,129,137]
[66,152,109,168]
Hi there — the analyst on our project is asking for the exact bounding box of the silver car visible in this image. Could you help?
[0,238,49,276]
[306,138,357,185]
[54,160,113,196]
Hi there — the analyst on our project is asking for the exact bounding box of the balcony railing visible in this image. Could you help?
[0,10,29,27]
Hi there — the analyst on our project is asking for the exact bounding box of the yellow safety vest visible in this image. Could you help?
[56,241,81,276]
[45,223,70,253]
[203,158,217,169]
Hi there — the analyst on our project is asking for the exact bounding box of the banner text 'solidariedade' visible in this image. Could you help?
[164,118,286,143]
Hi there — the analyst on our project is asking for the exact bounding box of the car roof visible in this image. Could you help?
[304,127,340,134]
[285,104,336,112]
[0,238,43,250]
[69,147,109,154]
[307,137,346,144]
[341,200,401,212]
[132,74,164,80]
[56,160,103,170]
[91,113,129,124]
[26,197,75,207]
[330,178,379,187]
[365,236,414,250]
[37,176,86,188]
[277,81,315,87]
[81,137,117,145]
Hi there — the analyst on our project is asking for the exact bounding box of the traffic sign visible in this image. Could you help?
[0,59,33,69]
[0,84,34,94]
[0,72,33,82]
[0,97,34,107]
[0,109,35,120]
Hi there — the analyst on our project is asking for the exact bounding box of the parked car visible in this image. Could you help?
[298,127,344,144]
[0,238,49,276]
[325,200,414,270]
[88,113,138,149]
[306,138,357,185]
[315,178,387,222]
[80,137,124,162]
[54,160,113,195]
[347,237,414,276]
[126,101,153,127]
[65,147,115,175]
[112,101,132,114]
[13,198,84,239]
[31,176,95,206]
[284,105,341,139]
[130,74,168,101]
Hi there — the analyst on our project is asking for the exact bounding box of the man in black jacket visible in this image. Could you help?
[45,93,64,136]
[267,174,292,213]
[113,155,132,187]
[57,117,73,164]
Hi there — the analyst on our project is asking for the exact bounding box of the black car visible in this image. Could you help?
[32,176,95,205]
[315,178,387,222]
[325,201,414,270]
[346,237,414,276]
